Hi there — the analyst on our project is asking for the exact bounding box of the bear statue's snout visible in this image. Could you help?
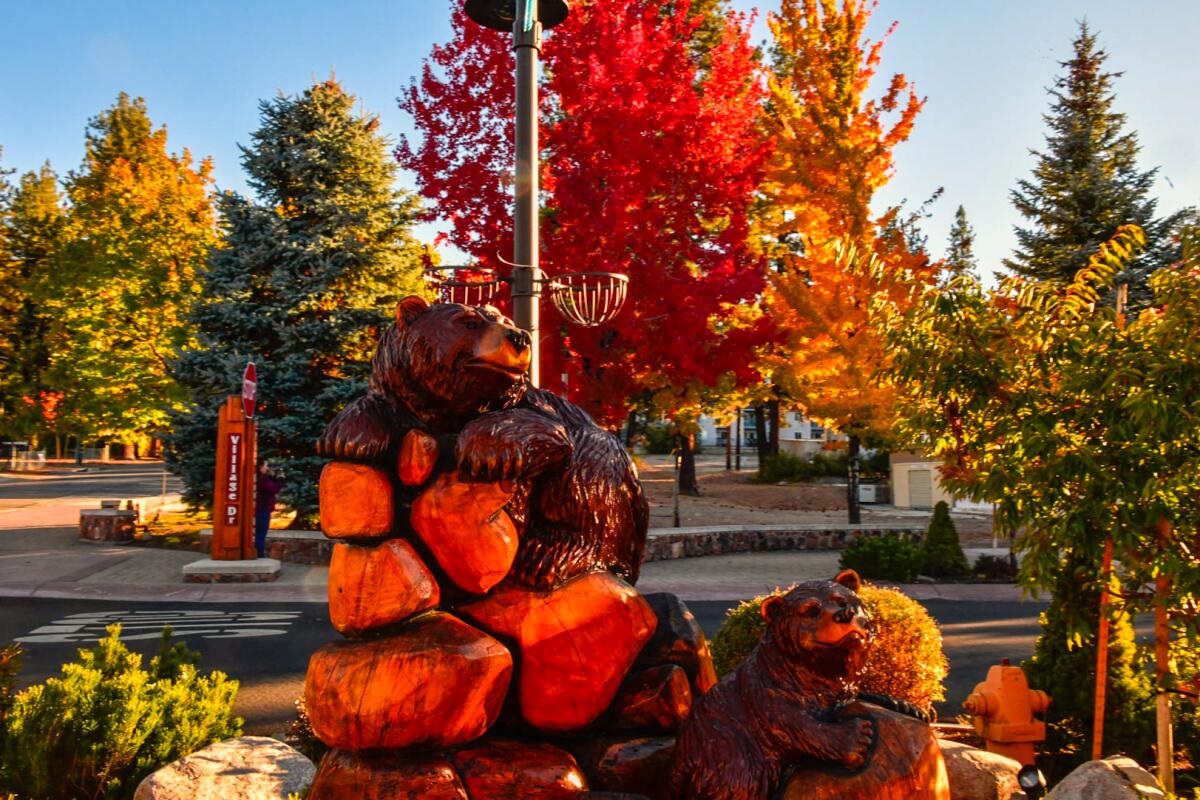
[505,327,531,353]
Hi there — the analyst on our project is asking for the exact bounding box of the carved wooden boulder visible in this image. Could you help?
[319,462,393,539]
[460,571,658,732]
[327,539,439,636]
[411,472,518,595]
[780,701,950,800]
[305,612,512,751]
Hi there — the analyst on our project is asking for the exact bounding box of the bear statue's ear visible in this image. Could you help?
[834,569,861,594]
[396,296,430,328]
[760,595,784,623]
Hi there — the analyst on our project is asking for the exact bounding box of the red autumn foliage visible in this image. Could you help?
[398,1,772,426]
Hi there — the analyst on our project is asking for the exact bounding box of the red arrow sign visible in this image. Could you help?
[242,362,257,419]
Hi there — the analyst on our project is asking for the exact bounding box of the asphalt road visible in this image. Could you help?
[0,462,180,503]
[2,596,1047,733]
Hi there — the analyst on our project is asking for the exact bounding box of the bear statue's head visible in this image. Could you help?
[372,295,533,428]
[759,569,874,687]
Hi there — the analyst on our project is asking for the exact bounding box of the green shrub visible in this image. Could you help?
[921,501,970,578]
[752,451,848,484]
[709,583,947,710]
[973,553,1018,581]
[839,534,923,582]
[642,424,676,455]
[0,624,242,800]
[1023,562,1154,782]
[752,452,814,483]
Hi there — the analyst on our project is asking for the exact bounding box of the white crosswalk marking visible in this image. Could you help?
[16,609,302,643]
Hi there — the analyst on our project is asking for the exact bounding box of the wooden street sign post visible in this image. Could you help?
[211,394,257,560]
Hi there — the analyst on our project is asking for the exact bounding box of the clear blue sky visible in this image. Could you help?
[2,0,1197,273]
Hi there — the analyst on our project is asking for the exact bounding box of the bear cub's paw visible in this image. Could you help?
[837,717,875,769]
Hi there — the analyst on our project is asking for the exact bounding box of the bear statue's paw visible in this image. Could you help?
[456,408,572,483]
[316,395,398,462]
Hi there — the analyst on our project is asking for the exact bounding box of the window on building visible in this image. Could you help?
[794,431,803,440]
[793,412,804,422]
[810,423,825,439]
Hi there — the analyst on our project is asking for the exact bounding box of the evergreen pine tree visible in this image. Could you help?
[0,165,66,445]
[1006,22,1182,306]
[920,500,969,577]
[944,205,978,280]
[167,81,426,526]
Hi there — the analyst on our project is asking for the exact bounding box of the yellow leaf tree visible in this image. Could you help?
[758,0,934,522]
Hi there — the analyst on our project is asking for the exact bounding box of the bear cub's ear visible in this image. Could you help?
[834,569,861,594]
[760,595,784,623]
[396,296,431,327]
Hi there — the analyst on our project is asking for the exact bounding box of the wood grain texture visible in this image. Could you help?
[398,429,439,486]
[612,665,693,734]
[459,572,657,732]
[410,472,517,594]
[328,539,439,636]
[307,749,468,800]
[304,612,512,751]
[780,703,951,800]
[451,738,589,799]
[635,593,719,697]
[319,462,394,539]
[586,737,675,800]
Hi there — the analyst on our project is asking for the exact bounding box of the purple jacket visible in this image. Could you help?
[256,473,284,514]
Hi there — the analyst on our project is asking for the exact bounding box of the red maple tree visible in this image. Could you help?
[398,0,771,427]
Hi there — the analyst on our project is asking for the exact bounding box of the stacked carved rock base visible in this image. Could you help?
[309,432,695,798]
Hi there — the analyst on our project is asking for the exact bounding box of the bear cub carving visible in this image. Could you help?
[671,570,877,800]
[317,295,648,590]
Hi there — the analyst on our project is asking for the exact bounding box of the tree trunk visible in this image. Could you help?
[677,432,700,497]
[753,404,769,463]
[767,399,781,457]
[847,434,862,524]
[623,409,639,448]
[1155,517,1175,792]
[725,425,732,470]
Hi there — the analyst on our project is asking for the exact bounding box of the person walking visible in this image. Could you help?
[255,462,284,559]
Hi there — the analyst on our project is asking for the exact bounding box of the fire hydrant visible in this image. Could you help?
[963,659,1051,766]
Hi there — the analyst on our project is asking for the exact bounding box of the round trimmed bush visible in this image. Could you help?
[709,583,947,709]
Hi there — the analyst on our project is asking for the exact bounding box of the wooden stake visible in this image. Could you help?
[1092,538,1114,760]
[1155,516,1174,793]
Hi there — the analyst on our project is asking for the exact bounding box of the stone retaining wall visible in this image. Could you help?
[198,526,923,567]
[642,527,922,562]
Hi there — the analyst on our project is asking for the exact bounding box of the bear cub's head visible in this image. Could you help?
[760,569,873,684]
[373,295,533,425]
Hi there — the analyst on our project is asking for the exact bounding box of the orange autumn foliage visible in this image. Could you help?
[758,0,936,443]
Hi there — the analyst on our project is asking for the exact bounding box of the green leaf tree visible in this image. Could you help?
[1005,22,1184,307]
[49,94,217,445]
[883,223,1200,779]
[0,164,67,447]
[167,80,426,526]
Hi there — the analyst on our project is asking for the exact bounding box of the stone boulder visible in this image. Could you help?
[938,740,1021,800]
[1045,756,1164,800]
[133,736,315,800]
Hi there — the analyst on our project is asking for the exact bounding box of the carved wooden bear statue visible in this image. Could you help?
[317,295,648,591]
[671,570,951,800]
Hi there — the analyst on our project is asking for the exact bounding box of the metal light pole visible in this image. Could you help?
[464,0,570,387]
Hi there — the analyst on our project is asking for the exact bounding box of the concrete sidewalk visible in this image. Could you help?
[0,520,1025,605]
